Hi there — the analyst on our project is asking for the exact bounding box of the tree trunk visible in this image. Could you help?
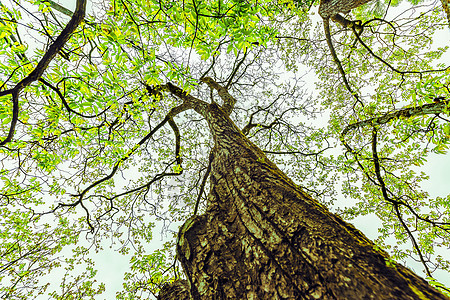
[158,102,447,299]
[319,0,373,18]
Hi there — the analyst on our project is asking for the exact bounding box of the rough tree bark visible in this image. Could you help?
[157,82,448,299]
[319,0,372,18]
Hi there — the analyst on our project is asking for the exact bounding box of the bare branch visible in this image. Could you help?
[49,101,191,232]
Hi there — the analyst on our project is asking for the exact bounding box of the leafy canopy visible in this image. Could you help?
[0,0,449,298]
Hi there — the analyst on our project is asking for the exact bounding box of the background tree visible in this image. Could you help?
[0,0,449,298]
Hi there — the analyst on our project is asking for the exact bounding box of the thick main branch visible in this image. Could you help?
[342,100,449,138]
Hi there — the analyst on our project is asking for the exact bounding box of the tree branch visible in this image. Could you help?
[168,117,182,166]
[165,82,209,116]
[50,102,190,232]
[0,0,86,146]
[45,0,74,17]
[200,77,236,115]
[351,24,449,76]
[372,129,432,277]
[225,50,248,89]
[323,18,363,107]
[341,99,449,138]
[39,78,110,118]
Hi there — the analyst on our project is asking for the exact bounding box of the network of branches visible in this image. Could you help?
[0,0,449,298]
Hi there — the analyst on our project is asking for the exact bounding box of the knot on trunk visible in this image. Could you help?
[157,279,191,300]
